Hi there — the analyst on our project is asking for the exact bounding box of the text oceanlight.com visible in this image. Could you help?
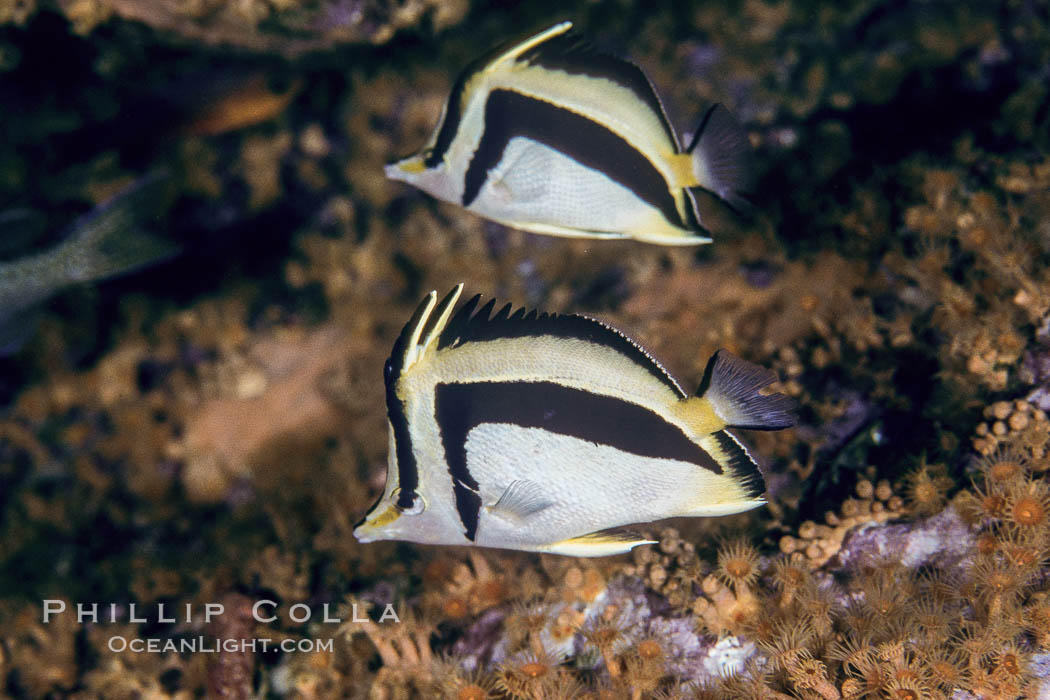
[107,636,334,654]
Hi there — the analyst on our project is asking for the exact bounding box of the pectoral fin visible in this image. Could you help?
[487,479,555,524]
[541,529,656,557]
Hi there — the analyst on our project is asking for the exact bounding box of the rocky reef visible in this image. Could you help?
[2,0,1050,698]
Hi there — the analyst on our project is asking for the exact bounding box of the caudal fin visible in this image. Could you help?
[686,104,753,213]
[60,172,179,284]
[698,350,795,430]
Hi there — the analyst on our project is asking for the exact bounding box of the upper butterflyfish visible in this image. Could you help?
[384,21,754,246]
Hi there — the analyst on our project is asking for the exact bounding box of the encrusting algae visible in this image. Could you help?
[2,0,1050,697]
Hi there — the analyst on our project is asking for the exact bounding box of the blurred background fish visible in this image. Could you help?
[0,172,178,355]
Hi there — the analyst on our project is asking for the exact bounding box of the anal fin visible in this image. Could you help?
[494,219,631,241]
[541,529,655,557]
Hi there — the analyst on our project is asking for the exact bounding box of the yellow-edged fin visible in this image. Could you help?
[450,22,576,117]
[482,21,574,74]
[541,529,656,557]
[487,215,709,246]
[418,284,463,355]
[399,285,466,371]
[394,287,436,371]
[488,220,630,241]
[487,24,679,173]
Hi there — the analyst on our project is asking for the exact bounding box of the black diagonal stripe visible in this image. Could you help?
[434,380,722,539]
[425,72,469,168]
[519,30,680,149]
[383,294,433,509]
[461,89,686,232]
[384,357,419,510]
[423,40,508,168]
[437,294,684,397]
[433,384,484,540]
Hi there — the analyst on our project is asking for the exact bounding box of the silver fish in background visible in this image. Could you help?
[354,285,794,556]
[385,21,754,246]
[0,174,179,355]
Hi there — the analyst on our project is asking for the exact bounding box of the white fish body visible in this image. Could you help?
[385,22,753,246]
[353,285,795,557]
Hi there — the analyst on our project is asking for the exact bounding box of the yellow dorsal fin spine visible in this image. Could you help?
[420,284,463,355]
[484,21,574,73]
[403,284,465,371]
[402,291,436,370]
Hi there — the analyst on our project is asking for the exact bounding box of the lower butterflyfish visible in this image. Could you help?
[384,21,753,246]
[353,285,795,557]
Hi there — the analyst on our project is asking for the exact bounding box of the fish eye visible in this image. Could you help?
[402,494,425,515]
[420,147,444,169]
[390,488,425,515]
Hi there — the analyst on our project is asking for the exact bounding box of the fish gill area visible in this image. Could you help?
[1,0,1050,698]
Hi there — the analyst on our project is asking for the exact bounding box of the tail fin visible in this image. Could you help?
[686,104,753,213]
[58,173,179,284]
[698,350,795,430]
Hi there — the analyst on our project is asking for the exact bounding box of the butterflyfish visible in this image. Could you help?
[353,285,795,556]
[384,21,753,246]
[0,173,179,356]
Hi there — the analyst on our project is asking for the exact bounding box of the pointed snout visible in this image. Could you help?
[352,525,376,543]
[353,502,401,544]
[384,156,426,182]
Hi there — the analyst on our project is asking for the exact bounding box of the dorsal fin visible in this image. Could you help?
[389,284,464,379]
[483,21,575,73]
[437,292,685,396]
[514,22,680,149]
[420,25,572,169]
